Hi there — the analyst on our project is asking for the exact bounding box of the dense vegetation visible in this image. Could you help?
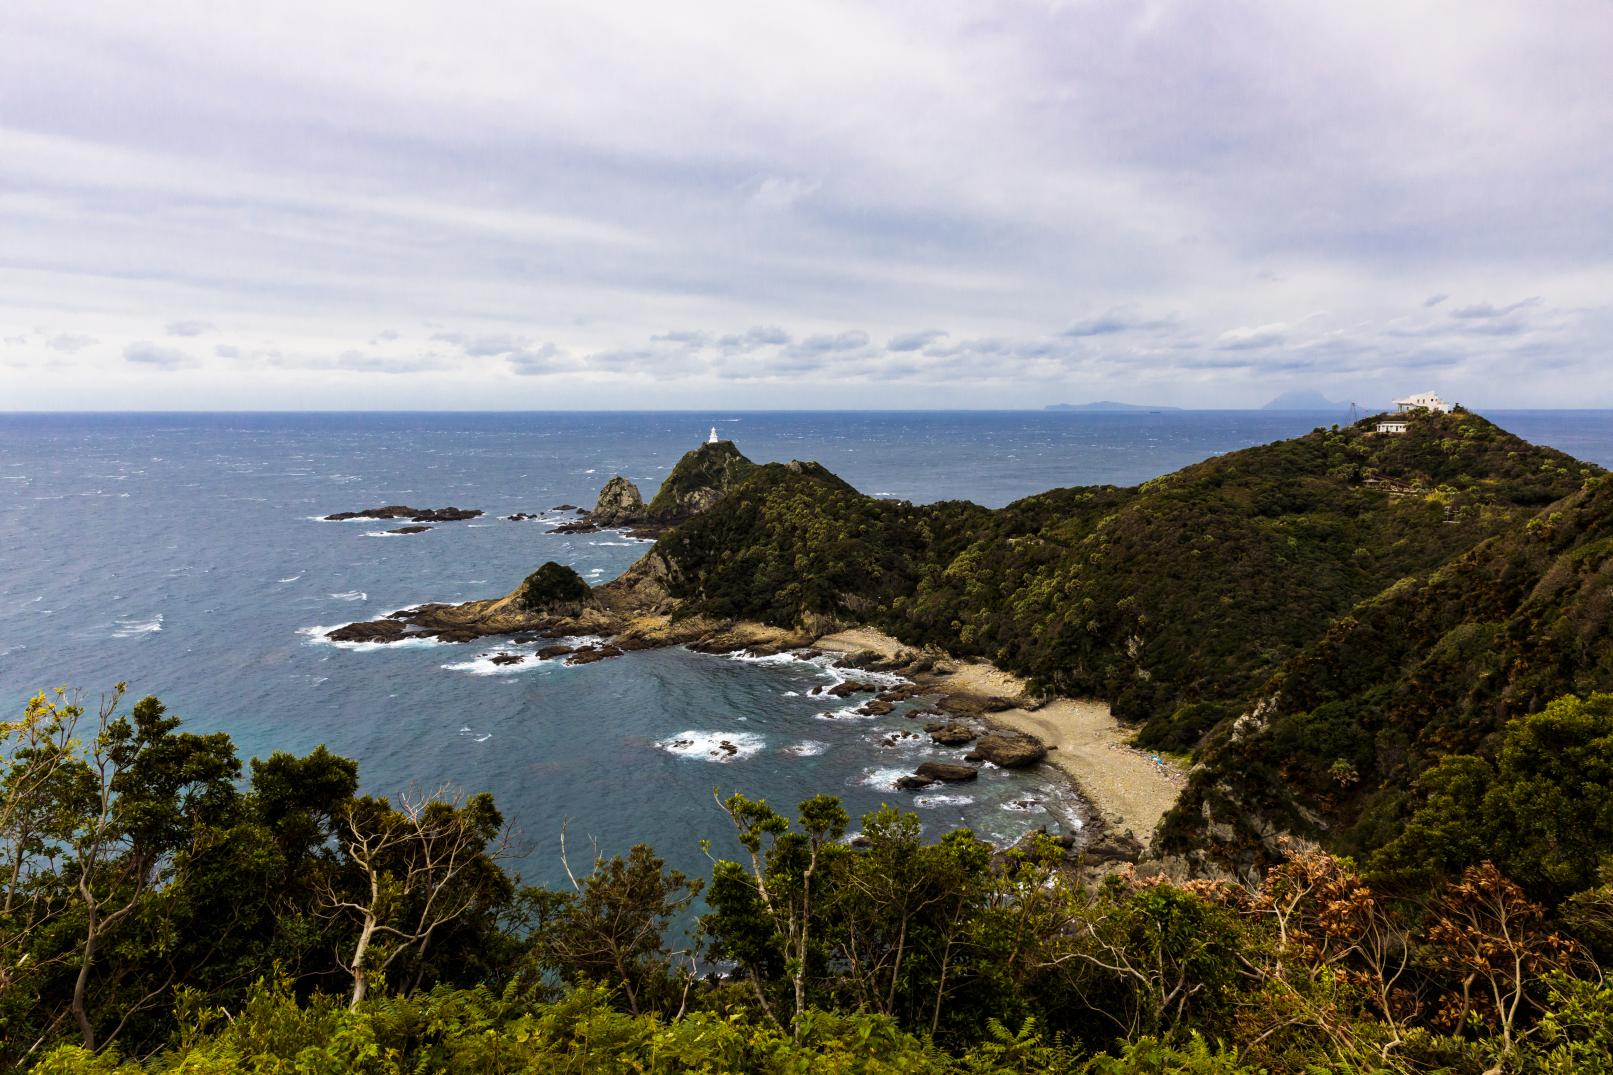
[1169,471,1613,875]
[516,561,592,610]
[8,688,1613,1072]
[643,440,761,521]
[648,413,1607,874]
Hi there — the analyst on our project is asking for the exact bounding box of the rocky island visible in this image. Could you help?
[323,504,483,522]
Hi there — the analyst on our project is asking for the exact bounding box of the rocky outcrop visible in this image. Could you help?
[389,525,433,534]
[516,562,595,614]
[591,476,645,526]
[926,722,977,746]
[641,440,756,524]
[965,734,1048,769]
[324,505,482,522]
[326,620,408,644]
[554,440,760,536]
[937,693,1020,717]
[897,761,980,790]
[566,644,625,665]
[918,761,980,783]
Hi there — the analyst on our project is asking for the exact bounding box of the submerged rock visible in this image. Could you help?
[388,525,433,534]
[489,652,524,666]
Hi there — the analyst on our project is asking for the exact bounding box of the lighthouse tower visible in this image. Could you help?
[708,425,719,444]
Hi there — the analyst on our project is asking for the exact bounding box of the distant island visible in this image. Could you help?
[1044,400,1181,412]
[1261,388,1347,410]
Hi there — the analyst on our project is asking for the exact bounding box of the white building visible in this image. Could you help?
[1393,392,1454,413]
[1376,420,1410,435]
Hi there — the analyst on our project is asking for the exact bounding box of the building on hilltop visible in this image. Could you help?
[708,425,720,444]
[1375,419,1410,435]
[1393,392,1454,413]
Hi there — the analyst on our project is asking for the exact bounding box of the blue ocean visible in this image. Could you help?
[4,410,1610,887]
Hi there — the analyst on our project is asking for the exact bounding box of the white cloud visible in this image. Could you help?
[887,329,947,352]
[1,0,1610,407]
[165,319,215,337]
[124,341,197,369]
[47,332,96,352]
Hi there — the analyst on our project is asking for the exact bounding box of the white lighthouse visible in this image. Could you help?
[708,425,719,444]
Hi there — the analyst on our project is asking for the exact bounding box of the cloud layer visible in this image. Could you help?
[2,1,1611,408]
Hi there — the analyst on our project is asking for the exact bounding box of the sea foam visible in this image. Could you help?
[111,614,164,638]
[656,730,765,763]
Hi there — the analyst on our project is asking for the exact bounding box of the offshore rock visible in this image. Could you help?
[566,644,625,665]
[592,475,646,526]
[324,505,482,522]
[914,761,979,783]
[326,620,407,644]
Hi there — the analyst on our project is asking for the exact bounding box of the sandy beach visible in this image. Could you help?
[817,627,1185,845]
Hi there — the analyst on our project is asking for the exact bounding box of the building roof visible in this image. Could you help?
[1393,392,1454,412]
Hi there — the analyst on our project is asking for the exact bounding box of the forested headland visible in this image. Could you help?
[10,409,1613,1071]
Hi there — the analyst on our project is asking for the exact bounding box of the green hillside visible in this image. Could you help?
[653,412,1593,754]
[1166,469,1613,880]
[642,439,760,521]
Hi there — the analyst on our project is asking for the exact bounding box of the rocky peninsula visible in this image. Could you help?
[323,412,1610,879]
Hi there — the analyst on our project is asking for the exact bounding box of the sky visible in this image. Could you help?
[2,1,1611,410]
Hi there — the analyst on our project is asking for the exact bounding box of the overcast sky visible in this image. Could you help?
[3,1,1610,410]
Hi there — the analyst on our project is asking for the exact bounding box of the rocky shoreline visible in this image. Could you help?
[321,589,1156,870]
[316,436,1170,874]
